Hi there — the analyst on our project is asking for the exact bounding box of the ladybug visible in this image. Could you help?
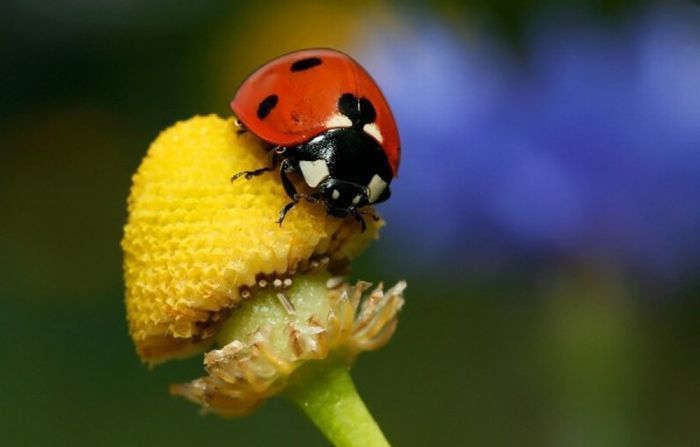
[230,48,400,230]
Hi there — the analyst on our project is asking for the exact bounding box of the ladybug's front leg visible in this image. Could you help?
[279,158,299,199]
[277,159,300,224]
[277,194,320,225]
[277,158,319,225]
[352,209,367,233]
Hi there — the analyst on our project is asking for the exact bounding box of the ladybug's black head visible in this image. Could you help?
[317,178,368,218]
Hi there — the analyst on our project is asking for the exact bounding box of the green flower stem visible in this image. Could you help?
[284,359,391,447]
[216,272,392,446]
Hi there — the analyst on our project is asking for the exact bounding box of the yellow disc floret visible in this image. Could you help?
[122,115,381,363]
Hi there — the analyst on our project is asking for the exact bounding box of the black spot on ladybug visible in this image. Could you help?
[338,93,376,128]
[290,57,323,71]
[257,95,279,119]
[359,98,377,124]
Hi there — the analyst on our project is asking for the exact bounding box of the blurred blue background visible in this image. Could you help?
[1,0,698,446]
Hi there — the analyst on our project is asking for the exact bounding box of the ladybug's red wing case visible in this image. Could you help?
[231,49,400,175]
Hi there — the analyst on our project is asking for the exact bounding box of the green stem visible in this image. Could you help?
[284,359,391,447]
[216,273,392,446]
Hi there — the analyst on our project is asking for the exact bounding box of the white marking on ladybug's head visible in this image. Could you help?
[299,160,330,188]
[352,195,362,205]
[325,114,353,129]
[367,175,387,203]
[332,189,340,200]
[363,123,383,143]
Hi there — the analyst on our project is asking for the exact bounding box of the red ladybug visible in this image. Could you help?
[230,48,400,230]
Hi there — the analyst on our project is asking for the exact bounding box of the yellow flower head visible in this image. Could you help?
[122,115,382,364]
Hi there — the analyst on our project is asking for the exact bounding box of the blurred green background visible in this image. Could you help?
[1,0,699,446]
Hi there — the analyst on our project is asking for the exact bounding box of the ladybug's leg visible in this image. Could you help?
[352,209,367,233]
[231,167,271,181]
[359,210,381,222]
[277,158,321,225]
[279,158,298,199]
[276,158,300,225]
[231,147,284,182]
[234,118,247,135]
[280,159,319,203]
[277,193,320,225]
[276,201,296,225]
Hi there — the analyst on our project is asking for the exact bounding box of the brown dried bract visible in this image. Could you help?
[170,279,406,418]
